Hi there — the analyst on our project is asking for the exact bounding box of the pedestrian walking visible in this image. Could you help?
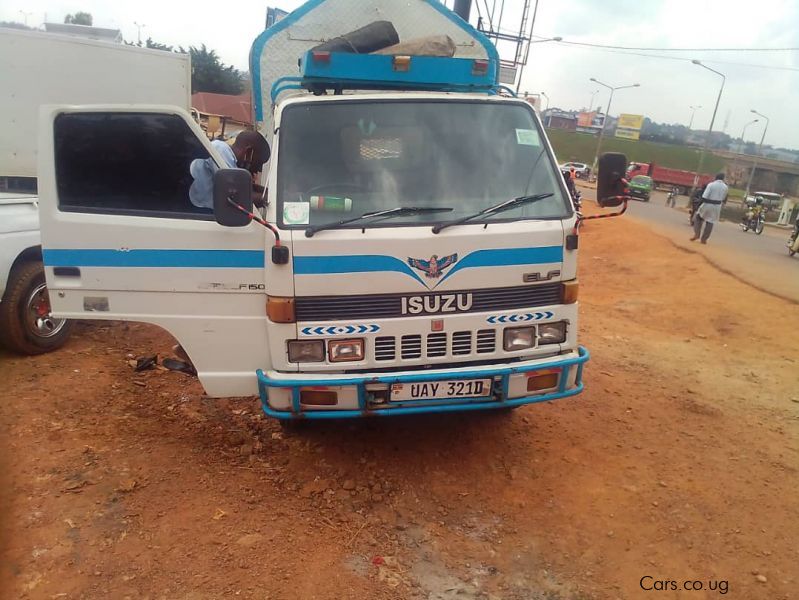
[691,173,728,244]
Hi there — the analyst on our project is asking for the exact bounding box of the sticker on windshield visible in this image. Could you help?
[515,128,540,146]
[283,201,310,225]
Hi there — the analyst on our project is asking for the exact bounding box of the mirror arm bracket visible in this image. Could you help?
[226,198,290,265]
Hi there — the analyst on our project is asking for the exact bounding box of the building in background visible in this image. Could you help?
[543,109,577,131]
[191,92,252,140]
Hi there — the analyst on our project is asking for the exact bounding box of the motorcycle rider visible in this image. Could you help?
[743,195,765,225]
[667,185,679,208]
[789,219,799,256]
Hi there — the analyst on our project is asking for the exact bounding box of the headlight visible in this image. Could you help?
[538,321,567,345]
[328,338,365,362]
[287,340,325,362]
[503,326,536,351]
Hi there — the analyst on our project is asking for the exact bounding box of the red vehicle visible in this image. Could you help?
[626,162,713,195]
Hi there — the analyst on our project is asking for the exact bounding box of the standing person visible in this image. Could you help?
[189,130,270,209]
[691,173,728,244]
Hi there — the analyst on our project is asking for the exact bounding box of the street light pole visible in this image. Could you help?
[589,78,640,174]
[540,91,550,113]
[514,36,563,93]
[588,89,599,112]
[730,119,758,187]
[744,109,770,200]
[688,105,701,130]
[134,21,146,45]
[688,60,725,200]
[738,119,758,153]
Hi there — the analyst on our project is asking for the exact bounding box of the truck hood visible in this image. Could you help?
[287,220,569,297]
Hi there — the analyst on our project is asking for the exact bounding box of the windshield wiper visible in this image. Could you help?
[305,206,452,237]
[431,193,554,234]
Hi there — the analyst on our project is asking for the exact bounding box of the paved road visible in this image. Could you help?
[579,184,799,302]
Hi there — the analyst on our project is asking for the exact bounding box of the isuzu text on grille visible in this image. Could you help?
[401,293,473,315]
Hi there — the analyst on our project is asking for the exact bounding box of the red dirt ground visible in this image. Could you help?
[1,214,797,599]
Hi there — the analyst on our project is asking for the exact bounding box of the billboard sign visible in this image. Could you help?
[618,114,644,130]
[499,64,518,85]
[577,111,605,128]
[615,128,641,140]
[615,113,644,140]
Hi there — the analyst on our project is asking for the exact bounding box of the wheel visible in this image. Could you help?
[755,220,765,235]
[0,260,73,355]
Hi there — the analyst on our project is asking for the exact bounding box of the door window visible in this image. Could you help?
[54,112,213,219]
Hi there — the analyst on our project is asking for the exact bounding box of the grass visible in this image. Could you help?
[546,129,727,174]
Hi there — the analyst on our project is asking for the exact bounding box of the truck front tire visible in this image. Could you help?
[0,260,73,355]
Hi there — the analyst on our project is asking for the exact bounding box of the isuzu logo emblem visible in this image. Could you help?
[401,293,473,315]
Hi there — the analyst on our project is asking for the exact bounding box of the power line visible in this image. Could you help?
[550,42,799,73]
[540,38,799,52]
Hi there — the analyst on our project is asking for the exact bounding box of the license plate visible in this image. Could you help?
[390,378,492,402]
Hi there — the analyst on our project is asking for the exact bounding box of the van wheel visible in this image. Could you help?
[0,261,73,355]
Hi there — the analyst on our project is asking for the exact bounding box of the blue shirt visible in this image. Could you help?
[189,140,238,209]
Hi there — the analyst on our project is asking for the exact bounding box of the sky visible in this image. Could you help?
[3,0,798,149]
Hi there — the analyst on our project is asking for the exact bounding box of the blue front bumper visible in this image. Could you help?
[256,347,589,420]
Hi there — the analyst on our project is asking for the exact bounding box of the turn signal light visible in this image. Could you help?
[267,296,296,323]
[312,51,331,63]
[393,55,411,72]
[527,370,560,391]
[300,389,338,406]
[562,280,579,304]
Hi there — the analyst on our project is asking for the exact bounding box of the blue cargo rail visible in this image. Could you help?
[271,50,506,102]
[257,346,589,420]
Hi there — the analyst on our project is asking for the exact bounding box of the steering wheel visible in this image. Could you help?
[306,183,367,196]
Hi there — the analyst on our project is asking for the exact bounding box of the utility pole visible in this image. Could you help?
[688,61,725,200]
[744,110,770,200]
[590,78,640,174]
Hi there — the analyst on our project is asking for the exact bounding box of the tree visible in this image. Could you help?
[64,12,93,26]
[0,21,33,30]
[189,44,243,95]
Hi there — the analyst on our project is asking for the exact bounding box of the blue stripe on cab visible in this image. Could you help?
[293,254,425,285]
[42,249,265,268]
[438,246,562,284]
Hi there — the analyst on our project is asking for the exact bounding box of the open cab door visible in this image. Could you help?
[36,105,274,396]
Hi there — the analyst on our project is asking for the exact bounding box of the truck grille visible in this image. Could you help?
[295,283,562,321]
[375,329,497,362]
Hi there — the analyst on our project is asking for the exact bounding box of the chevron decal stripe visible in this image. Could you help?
[486,311,555,324]
[300,324,380,336]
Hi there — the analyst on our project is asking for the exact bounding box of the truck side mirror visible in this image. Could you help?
[596,153,628,208]
[213,168,253,227]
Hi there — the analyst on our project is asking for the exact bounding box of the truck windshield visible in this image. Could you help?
[276,100,570,229]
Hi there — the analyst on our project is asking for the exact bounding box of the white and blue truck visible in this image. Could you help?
[35,0,628,419]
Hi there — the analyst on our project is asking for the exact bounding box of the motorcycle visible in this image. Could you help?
[789,221,799,257]
[666,187,678,208]
[741,204,766,235]
[572,189,582,213]
[689,190,703,226]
